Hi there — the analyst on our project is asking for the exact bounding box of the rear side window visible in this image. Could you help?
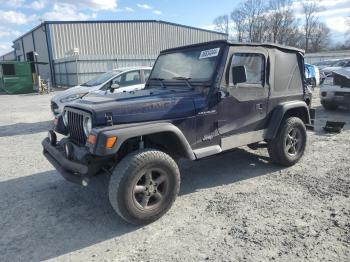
[2,64,15,76]
[230,53,265,85]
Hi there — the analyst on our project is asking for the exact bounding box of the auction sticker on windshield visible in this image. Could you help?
[199,48,220,59]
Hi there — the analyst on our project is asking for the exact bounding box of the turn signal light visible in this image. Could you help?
[105,136,117,148]
[87,134,97,145]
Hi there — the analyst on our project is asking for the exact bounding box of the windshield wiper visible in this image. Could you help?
[172,77,193,89]
[149,78,165,88]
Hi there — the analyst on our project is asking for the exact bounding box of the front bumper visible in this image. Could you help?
[42,138,90,186]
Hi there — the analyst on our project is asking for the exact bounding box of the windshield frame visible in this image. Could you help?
[145,44,225,89]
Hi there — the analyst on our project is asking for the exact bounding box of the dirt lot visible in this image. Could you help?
[0,90,349,261]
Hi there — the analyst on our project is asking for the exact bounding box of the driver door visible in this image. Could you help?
[216,47,269,148]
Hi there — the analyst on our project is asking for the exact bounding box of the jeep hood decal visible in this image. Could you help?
[68,89,200,125]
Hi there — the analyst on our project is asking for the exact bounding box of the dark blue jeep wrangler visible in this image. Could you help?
[42,40,310,224]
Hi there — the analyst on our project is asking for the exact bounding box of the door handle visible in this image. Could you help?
[256,103,264,110]
[255,103,264,113]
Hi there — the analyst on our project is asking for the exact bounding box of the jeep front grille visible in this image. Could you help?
[66,109,87,144]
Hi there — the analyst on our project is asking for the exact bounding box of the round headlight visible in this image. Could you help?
[62,110,68,126]
[83,116,92,136]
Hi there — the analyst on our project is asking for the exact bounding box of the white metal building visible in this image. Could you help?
[0,51,15,61]
[6,20,227,86]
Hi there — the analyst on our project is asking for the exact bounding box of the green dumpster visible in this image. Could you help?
[0,61,33,94]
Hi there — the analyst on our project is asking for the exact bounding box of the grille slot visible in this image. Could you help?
[67,110,87,144]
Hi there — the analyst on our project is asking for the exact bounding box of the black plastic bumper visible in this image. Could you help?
[42,138,89,186]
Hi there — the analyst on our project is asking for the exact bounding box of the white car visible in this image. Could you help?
[320,68,350,110]
[51,66,152,115]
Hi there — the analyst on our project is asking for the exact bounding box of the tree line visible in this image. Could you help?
[213,0,340,53]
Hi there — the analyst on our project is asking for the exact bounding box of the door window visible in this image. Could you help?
[230,53,265,86]
[117,71,141,87]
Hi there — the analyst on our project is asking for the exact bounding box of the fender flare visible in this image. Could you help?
[93,122,196,160]
[265,101,310,139]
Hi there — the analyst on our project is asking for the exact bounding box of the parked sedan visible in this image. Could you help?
[51,66,152,115]
[313,59,339,71]
[321,59,350,77]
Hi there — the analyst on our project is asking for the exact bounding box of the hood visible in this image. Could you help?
[52,85,97,102]
[67,88,202,125]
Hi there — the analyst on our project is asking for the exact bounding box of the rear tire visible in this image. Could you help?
[268,117,307,166]
[108,149,180,225]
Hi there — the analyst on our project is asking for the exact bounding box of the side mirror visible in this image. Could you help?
[111,83,120,89]
[232,65,247,85]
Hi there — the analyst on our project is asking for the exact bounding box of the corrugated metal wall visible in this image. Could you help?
[0,51,15,61]
[49,21,226,86]
[32,26,50,80]
[49,21,226,59]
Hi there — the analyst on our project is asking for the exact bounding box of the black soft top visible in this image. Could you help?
[161,40,304,55]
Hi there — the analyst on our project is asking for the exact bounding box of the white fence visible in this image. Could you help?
[305,50,350,64]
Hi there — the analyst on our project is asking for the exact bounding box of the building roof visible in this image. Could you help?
[13,20,228,43]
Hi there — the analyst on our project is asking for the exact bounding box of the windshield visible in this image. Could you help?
[149,46,221,82]
[81,70,122,87]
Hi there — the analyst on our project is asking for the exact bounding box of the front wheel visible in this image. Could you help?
[108,149,180,225]
[268,117,307,166]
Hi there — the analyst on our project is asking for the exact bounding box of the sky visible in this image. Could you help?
[0,0,349,56]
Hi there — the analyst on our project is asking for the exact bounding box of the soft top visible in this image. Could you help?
[161,40,304,54]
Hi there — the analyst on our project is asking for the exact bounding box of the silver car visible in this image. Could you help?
[51,66,152,115]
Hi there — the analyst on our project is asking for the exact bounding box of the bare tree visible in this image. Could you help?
[267,0,299,45]
[302,0,320,52]
[239,0,266,42]
[213,15,230,35]
[309,22,330,52]
[231,9,246,42]
[346,17,350,39]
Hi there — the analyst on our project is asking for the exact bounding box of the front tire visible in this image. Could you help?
[268,117,307,166]
[108,149,180,225]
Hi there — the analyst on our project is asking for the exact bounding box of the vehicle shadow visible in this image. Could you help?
[0,171,137,261]
[0,147,283,261]
[0,120,53,137]
[179,148,281,196]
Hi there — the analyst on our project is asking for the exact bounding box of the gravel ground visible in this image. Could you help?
[0,89,349,261]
